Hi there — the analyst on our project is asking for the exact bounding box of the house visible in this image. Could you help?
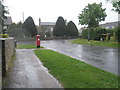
[4,16,12,27]
[0,2,12,34]
[38,18,55,38]
[2,16,12,34]
[100,21,120,29]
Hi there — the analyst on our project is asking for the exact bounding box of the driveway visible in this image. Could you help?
[41,40,119,75]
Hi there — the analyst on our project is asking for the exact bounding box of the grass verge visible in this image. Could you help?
[17,44,43,49]
[34,49,119,88]
[69,38,119,48]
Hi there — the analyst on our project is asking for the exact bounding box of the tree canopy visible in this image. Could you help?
[53,16,67,36]
[78,3,107,28]
[0,1,9,34]
[107,0,120,13]
[23,16,37,37]
[67,21,78,36]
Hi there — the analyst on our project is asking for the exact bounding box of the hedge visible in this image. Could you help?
[82,27,106,40]
[114,27,120,42]
[106,28,117,36]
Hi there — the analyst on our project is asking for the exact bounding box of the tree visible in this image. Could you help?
[67,21,79,36]
[23,16,37,37]
[53,16,67,36]
[0,1,9,34]
[78,3,107,28]
[106,0,120,13]
[17,21,22,26]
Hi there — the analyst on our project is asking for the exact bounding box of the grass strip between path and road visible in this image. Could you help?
[17,44,44,49]
[69,38,120,48]
[34,49,119,88]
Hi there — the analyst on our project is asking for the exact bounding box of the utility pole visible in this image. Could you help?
[22,12,24,23]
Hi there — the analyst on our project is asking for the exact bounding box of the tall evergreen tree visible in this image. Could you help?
[23,16,37,37]
[67,21,79,36]
[53,16,67,36]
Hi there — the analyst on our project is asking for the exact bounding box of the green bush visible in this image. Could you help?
[0,34,2,38]
[82,27,106,40]
[106,28,116,36]
[82,29,88,39]
[93,27,106,40]
[114,27,120,42]
[1,34,9,38]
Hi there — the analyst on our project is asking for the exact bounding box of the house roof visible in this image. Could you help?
[41,22,55,26]
[100,21,120,28]
[4,16,12,26]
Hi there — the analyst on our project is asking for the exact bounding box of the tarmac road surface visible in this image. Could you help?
[4,49,62,88]
[41,40,119,75]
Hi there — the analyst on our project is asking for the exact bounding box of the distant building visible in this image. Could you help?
[0,0,12,34]
[100,21,120,29]
[4,16,12,27]
[38,18,55,38]
[3,16,12,34]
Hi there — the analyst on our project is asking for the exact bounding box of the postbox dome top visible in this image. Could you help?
[36,35,40,36]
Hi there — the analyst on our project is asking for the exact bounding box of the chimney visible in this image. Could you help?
[39,18,41,27]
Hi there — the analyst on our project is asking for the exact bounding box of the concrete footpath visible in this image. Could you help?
[4,49,62,88]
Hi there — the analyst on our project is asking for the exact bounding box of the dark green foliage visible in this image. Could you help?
[67,21,79,36]
[23,16,37,37]
[107,0,120,13]
[78,3,107,28]
[8,22,31,38]
[8,26,31,38]
[112,1,120,14]
[1,2,9,34]
[114,27,120,42]
[106,28,116,36]
[82,28,94,40]
[93,27,106,40]
[106,27,120,42]
[45,32,52,37]
[82,27,106,40]
[82,29,88,39]
[53,16,67,36]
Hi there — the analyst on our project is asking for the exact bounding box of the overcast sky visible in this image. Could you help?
[4,0,118,29]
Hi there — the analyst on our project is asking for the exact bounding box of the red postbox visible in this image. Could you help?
[36,35,40,47]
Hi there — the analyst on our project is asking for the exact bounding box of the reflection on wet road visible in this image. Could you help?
[41,40,118,75]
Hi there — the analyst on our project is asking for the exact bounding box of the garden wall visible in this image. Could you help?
[15,36,79,42]
[0,40,2,89]
[0,37,15,77]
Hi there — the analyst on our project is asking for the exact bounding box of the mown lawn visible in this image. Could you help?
[69,38,119,48]
[34,49,119,88]
[17,44,43,49]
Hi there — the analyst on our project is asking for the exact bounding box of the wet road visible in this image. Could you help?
[40,40,119,75]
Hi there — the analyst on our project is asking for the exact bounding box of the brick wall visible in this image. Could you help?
[0,38,15,77]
